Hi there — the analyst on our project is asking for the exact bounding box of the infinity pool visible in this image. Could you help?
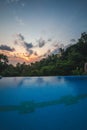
[0,76,87,130]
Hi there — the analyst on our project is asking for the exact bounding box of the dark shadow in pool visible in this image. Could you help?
[0,94,87,114]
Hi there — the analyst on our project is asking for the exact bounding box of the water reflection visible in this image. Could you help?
[0,76,68,88]
[0,93,87,114]
[0,76,87,88]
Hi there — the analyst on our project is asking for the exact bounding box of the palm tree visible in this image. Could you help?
[0,54,8,64]
[59,48,64,56]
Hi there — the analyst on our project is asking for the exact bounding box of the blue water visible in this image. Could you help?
[0,76,87,130]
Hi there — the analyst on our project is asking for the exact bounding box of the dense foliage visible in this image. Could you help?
[0,32,87,76]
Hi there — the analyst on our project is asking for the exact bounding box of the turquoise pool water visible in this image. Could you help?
[0,76,87,130]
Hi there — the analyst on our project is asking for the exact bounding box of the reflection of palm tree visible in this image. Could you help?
[0,93,87,114]
[17,77,44,88]
[17,78,31,87]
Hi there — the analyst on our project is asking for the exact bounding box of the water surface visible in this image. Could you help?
[0,76,87,130]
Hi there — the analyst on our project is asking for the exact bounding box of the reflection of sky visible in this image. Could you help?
[0,76,87,98]
[0,77,75,104]
[0,77,24,88]
[0,76,72,88]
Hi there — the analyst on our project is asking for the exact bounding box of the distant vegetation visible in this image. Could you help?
[0,32,87,76]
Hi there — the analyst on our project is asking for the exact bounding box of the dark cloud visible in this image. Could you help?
[52,42,65,55]
[52,41,61,48]
[51,43,64,55]
[34,51,38,56]
[27,50,38,57]
[15,33,33,50]
[41,42,65,58]
[22,50,34,57]
[38,38,46,48]
[53,42,64,50]
[23,42,34,55]
[70,39,76,42]
[0,45,15,52]
[24,42,33,50]
[48,38,52,42]
[14,33,34,55]
[14,40,18,45]
[28,49,33,56]
[60,44,64,48]
[53,43,59,47]
[14,33,46,56]
[17,33,24,41]
[14,33,25,45]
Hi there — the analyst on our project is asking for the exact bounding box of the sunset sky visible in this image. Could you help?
[0,0,87,65]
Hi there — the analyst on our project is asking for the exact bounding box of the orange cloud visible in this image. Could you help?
[0,50,40,65]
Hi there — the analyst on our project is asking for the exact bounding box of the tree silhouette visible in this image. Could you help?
[0,54,8,64]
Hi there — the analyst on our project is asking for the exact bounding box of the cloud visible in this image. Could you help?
[34,51,38,56]
[53,41,60,47]
[52,41,61,48]
[21,3,25,7]
[51,48,60,55]
[14,33,24,45]
[14,33,36,56]
[7,0,25,9]
[24,42,33,51]
[0,45,15,52]
[22,50,34,57]
[51,42,64,55]
[7,0,20,4]
[24,42,34,56]
[53,43,59,48]
[28,50,33,56]
[7,0,20,3]
[17,33,24,41]
[53,41,64,49]
[70,39,76,42]
[14,40,18,45]
[37,38,46,48]
[48,38,52,42]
